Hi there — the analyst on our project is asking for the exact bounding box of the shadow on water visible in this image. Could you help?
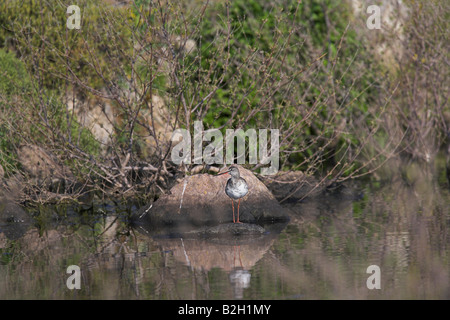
[0,154,449,299]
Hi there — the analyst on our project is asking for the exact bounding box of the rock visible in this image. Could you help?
[67,94,115,149]
[260,171,322,203]
[82,102,114,147]
[140,94,176,154]
[149,236,273,299]
[173,36,196,55]
[0,232,6,249]
[155,36,197,84]
[17,144,74,187]
[351,0,408,69]
[67,90,177,157]
[0,198,32,240]
[0,200,30,223]
[133,165,290,229]
[152,236,274,272]
[0,174,25,201]
[188,223,266,237]
[260,170,363,222]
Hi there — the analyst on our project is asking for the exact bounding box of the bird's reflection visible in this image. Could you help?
[148,233,274,298]
[157,238,261,299]
[229,245,251,299]
[133,220,288,298]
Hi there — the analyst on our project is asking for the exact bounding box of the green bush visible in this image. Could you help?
[0,0,132,91]
[183,0,385,175]
[0,49,31,96]
[0,48,33,174]
[0,47,100,177]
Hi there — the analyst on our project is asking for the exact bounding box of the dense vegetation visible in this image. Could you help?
[0,0,448,203]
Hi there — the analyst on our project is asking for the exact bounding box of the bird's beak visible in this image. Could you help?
[216,169,231,176]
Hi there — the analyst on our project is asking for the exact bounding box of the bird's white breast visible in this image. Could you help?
[226,179,248,199]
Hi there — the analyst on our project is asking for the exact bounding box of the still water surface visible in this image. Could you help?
[1,163,449,299]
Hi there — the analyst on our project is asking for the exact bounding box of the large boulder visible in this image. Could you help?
[260,171,322,203]
[133,165,290,231]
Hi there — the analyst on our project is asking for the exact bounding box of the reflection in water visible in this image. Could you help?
[0,158,449,299]
[384,231,410,286]
[229,247,252,299]
[145,225,281,299]
[230,269,251,299]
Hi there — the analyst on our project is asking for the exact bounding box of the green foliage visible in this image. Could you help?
[0,0,132,91]
[187,0,385,174]
[0,48,100,175]
[0,49,31,96]
[0,0,401,192]
[49,97,102,158]
[0,49,33,173]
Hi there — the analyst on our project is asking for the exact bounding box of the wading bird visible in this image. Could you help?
[217,166,249,223]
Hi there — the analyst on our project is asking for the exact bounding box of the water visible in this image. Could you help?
[0,161,449,299]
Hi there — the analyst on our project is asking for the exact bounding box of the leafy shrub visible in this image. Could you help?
[0,0,132,91]
[0,49,31,96]
[0,46,100,177]
[0,49,33,174]
[181,0,386,177]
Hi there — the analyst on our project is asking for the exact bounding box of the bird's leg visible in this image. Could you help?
[231,199,235,223]
[237,198,242,223]
[238,245,243,267]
